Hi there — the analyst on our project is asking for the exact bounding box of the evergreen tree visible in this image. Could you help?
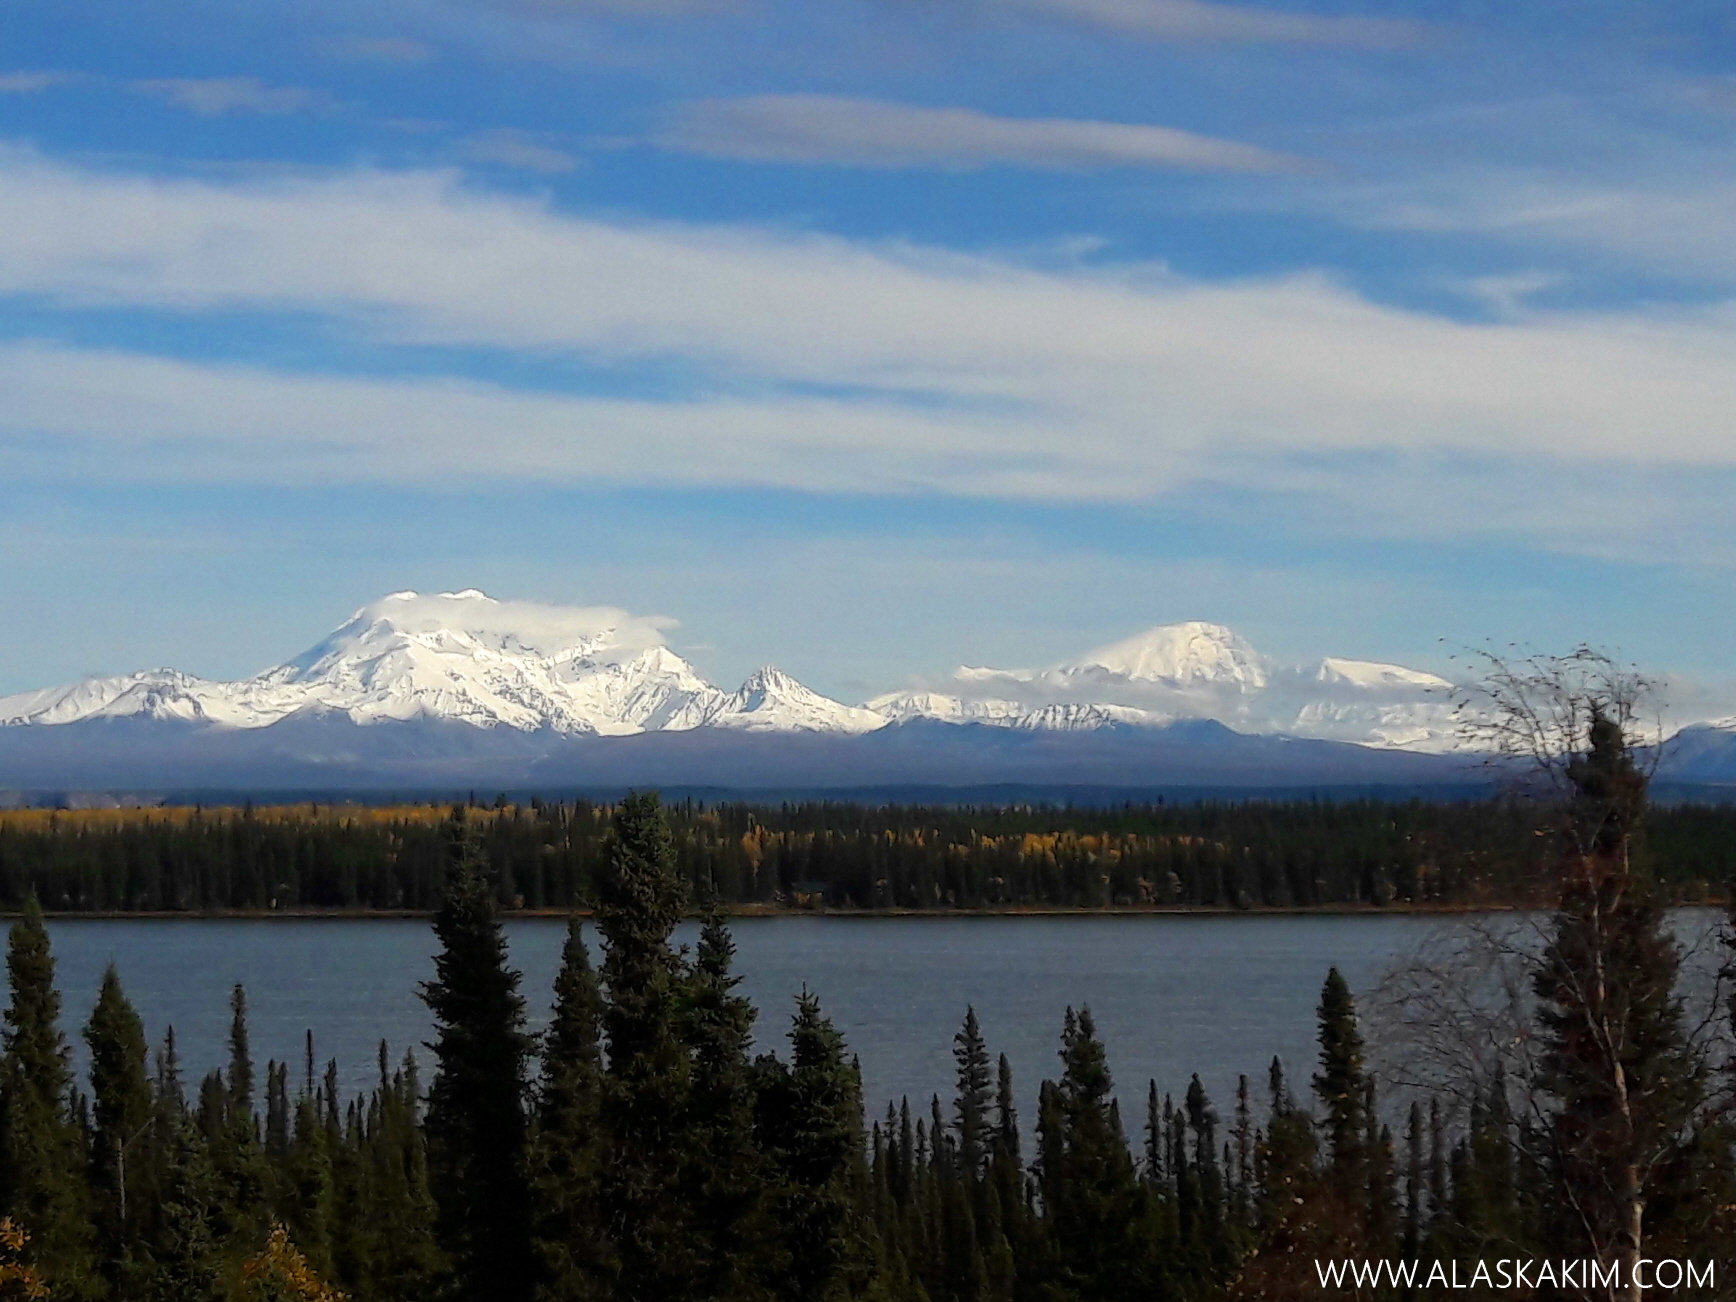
[530,918,610,1301]
[212,984,270,1248]
[141,1118,222,1302]
[83,964,151,1292]
[1532,709,1702,1295]
[681,911,771,1301]
[420,808,535,1302]
[0,896,93,1294]
[594,793,699,1302]
[760,991,868,1302]
[952,1007,992,1184]
[1311,968,1366,1197]
[1035,1007,1152,1302]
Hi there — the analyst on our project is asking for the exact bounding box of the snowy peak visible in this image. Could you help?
[1064,622,1269,689]
[279,589,667,680]
[1312,657,1451,692]
[0,591,875,739]
[874,622,1461,750]
[708,667,887,734]
[0,593,1473,752]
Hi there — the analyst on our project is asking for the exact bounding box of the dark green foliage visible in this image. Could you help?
[759,991,868,1302]
[531,918,610,1301]
[420,808,535,1302]
[952,1008,991,1184]
[1531,711,1703,1279]
[1033,1007,1153,1302]
[594,792,700,1301]
[142,1118,223,1302]
[0,897,93,1293]
[1311,967,1365,1193]
[83,964,150,1291]
[680,912,770,1302]
[7,795,1735,914]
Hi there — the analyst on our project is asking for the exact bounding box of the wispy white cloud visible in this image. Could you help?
[1006,0,1429,48]
[1311,170,1736,288]
[132,77,339,116]
[458,128,580,173]
[658,95,1309,173]
[2,146,1736,563]
[0,70,79,93]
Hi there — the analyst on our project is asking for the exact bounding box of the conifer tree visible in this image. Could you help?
[1532,711,1700,1296]
[357,1047,443,1302]
[1036,1007,1150,1302]
[84,963,151,1292]
[760,991,868,1302]
[952,1007,992,1184]
[420,808,535,1302]
[681,912,770,1301]
[1312,968,1366,1197]
[142,1118,223,1302]
[531,918,610,1301]
[0,896,93,1293]
[212,984,270,1248]
[594,792,698,1301]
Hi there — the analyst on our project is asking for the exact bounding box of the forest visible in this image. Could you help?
[1,793,1733,914]
[0,698,1732,1301]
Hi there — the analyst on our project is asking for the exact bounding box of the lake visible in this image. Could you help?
[30,912,1509,1124]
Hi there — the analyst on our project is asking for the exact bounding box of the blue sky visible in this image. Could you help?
[3,0,1735,706]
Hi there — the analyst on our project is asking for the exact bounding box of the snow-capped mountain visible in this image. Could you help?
[0,590,883,737]
[0,593,1465,751]
[869,621,1459,750]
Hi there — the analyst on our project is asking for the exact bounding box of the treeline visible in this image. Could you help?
[2,795,1733,913]
[0,768,1733,1300]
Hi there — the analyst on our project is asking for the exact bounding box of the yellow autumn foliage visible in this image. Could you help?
[239,1225,346,1302]
[0,1220,48,1300]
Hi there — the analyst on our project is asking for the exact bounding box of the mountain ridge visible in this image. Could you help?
[6,591,1733,792]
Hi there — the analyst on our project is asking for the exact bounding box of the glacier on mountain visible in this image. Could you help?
[0,591,1465,749]
[868,621,1460,750]
[0,591,882,738]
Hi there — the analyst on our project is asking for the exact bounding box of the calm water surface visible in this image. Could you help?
[39,914,1465,1119]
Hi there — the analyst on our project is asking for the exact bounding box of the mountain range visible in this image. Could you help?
[3,590,1732,794]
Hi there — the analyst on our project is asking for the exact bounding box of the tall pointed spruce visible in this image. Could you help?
[0,896,93,1291]
[84,963,151,1289]
[594,792,698,1301]
[531,916,610,1300]
[1312,967,1366,1199]
[420,808,535,1302]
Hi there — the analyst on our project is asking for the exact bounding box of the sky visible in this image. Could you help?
[3,0,1735,707]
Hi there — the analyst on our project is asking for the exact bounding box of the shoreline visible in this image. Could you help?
[12,900,1718,921]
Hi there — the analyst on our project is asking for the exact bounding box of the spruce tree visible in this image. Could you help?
[1312,967,1366,1196]
[141,1119,222,1302]
[594,792,698,1302]
[760,990,867,1302]
[1036,1007,1152,1302]
[212,984,270,1248]
[1532,709,1701,1295]
[84,963,151,1292]
[530,917,610,1301]
[952,1007,992,1185]
[0,896,93,1293]
[681,911,770,1300]
[420,808,535,1302]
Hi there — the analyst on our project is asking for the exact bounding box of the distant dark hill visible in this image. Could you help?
[1656,724,1736,785]
[0,711,1485,798]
